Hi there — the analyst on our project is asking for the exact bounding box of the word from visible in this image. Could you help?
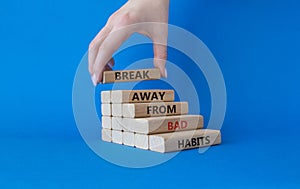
[147,105,176,115]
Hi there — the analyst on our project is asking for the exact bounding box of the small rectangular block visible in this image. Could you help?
[101,116,112,129]
[149,129,221,153]
[122,102,188,118]
[111,90,174,103]
[103,68,161,84]
[112,130,123,144]
[123,131,135,147]
[122,115,203,134]
[101,129,112,142]
[112,104,122,117]
[134,133,149,150]
[101,104,111,116]
[112,117,124,131]
[101,91,111,103]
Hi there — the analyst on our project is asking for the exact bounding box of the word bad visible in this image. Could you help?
[131,92,166,102]
[168,121,188,131]
[115,70,149,81]
[178,136,211,149]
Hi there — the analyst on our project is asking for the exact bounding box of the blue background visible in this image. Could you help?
[1,0,300,188]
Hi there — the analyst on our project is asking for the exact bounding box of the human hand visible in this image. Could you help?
[89,0,169,86]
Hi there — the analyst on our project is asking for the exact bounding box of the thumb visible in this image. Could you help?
[153,43,168,78]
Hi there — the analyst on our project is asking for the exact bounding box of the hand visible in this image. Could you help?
[89,0,169,86]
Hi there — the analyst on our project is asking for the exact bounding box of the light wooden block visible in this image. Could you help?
[149,129,221,153]
[111,90,174,103]
[122,131,135,147]
[101,116,112,129]
[101,129,112,142]
[112,104,122,117]
[112,130,123,144]
[122,115,203,134]
[103,68,161,83]
[101,91,111,103]
[112,117,124,131]
[101,104,111,116]
[122,102,188,118]
[134,133,149,150]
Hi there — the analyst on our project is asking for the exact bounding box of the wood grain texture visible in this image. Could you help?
[101,129,112,143]
[149,129,221,153]
[112,117,125,131]
[112,130,123,144]
[134,133,149,150]
[111,90,174,103]
[101,91,111,103]
[101,116,112,129]
[112,104,122,117]
[103,68,161,83]
[122,115,203,134]
[122,102,188,118]
[101,104,111,116]
[123,131,135,147]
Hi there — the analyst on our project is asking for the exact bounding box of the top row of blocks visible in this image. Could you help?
[103,68,161,84]
[101,89,175,104]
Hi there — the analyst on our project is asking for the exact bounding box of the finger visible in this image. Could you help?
[151,23,168,78]
[88,25,112,75]
[92,28,132,84]
[91,58,114,86]
[153,43,168,77]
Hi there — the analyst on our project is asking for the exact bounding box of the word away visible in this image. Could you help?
[110,90,174,103]
[132,92,166,102]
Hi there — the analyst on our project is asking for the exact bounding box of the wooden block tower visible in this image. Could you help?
[100,68,221,153]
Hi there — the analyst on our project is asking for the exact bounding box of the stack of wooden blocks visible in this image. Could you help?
[100,68,221,153]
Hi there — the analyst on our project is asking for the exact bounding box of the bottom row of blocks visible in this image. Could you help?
[102,129,221,153]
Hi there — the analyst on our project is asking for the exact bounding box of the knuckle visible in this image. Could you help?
[115,12,136,28]
[107,12,117,24]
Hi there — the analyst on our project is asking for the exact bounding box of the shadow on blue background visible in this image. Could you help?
[0,0,299,188]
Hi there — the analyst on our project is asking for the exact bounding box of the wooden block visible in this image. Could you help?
[112,104,122,117]
[112,117,124,131]
[101,129,112,142]
[134,133,149,150]
[103,68,161,83]
[122,102,188,118]
[112,130,123,144]
[111,90,174,103]
[101,104,111,116]
[122,115,203,134]
[101,116,112,129]
[101,91,111,103]
[149,129,221,153]
[122,131,135,147]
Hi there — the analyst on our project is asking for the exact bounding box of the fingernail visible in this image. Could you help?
[107,62,114,69]
[92,74,97,86]
[164,68,168,78]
